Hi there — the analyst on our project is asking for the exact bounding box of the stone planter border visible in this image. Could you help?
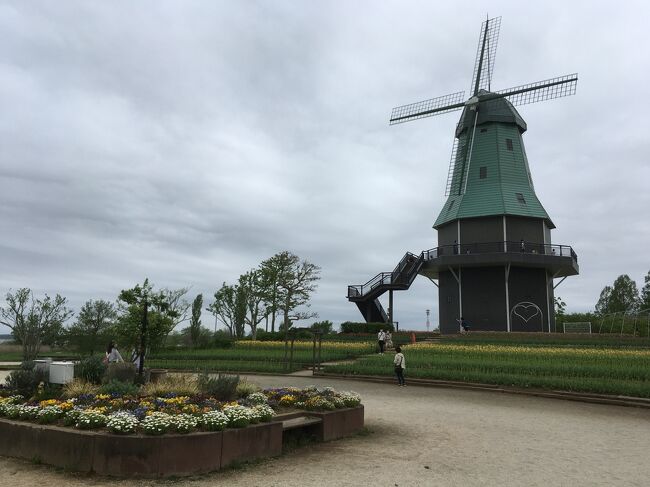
[0,405,364,477]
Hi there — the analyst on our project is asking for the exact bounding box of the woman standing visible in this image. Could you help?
[394,346,406,386]
[105,342,124,364]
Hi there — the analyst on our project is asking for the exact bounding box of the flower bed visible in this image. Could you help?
[0,386,361,436]
[0,385,364,477]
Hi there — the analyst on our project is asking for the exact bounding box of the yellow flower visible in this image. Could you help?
[96,394,111,400]
[39,399,60,407]
[279,395,297,405]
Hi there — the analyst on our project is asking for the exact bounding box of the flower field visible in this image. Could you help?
[147,340,375,373]
[0,385,362,435]
[325,343,650,397]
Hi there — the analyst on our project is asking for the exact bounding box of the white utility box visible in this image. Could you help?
[49,361,74,384]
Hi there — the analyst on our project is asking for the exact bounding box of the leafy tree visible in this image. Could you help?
[189,294,203,347]
[67,299,117,355]
[117,279,175,375]
[609,275,640,313]
[595,275,640,315]
[259,254,285,332]
[240,270,267,340]
[311,320,334,334]
[640,270,650,311]
[0,288,73,360]
[208,283,247,338]
[595,286,613,315]
[156,287,191,341]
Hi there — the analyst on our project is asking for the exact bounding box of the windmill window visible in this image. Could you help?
[506,138,514,151]
[479,167,487,179]
[480,128,487,133]
[515,193,526,204]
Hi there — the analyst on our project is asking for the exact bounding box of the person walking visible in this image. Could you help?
[377,329,386,354]
[394,346,406,386]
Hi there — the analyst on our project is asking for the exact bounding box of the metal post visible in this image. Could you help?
[139,300,148,377]
[389,290,394,327]
[289,338,295,372]
[312,334,316,375]
[317,334,323,373]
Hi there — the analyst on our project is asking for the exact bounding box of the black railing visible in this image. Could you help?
[348,241,577,299]
[423,241,577,261]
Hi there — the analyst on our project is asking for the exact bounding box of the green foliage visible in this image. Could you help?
[67,300,116,355]
[189,294,203,347]
[32,383,62,402]
[209,282,248,338]
[554,296,566,319]
[99,379,140,396]
[197,372,240,401]
[596,275,640,315]
[311,320,334,334]
[5,362,47,399]
[103,362,137,384]
[340,322,394,334]
[235,379,261,398]
[640,270,650,311]
[74,355,107,384]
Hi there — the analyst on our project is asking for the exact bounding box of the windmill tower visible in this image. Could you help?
[347,17,579,333]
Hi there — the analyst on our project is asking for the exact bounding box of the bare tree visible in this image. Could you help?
[0,288,73,360]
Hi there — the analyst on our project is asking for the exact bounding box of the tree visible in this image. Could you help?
[67,299,117,355]
[640,270,650,311]
[0,288,73,360]
[208,283,247,338]
[189,294,203,347]
[273,252,321,332]
[240,270,267,340]
[155,287,191,343]
[259,254,285,333]
[595,275,640,315]
[311,320,334,334]
[609,275,639,313]
[595,286,613,315]
[118,279,175,375]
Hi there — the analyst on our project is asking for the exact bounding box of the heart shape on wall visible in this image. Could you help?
[511,302,542,324]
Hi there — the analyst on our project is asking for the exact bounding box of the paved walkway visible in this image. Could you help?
[1,374,649,486]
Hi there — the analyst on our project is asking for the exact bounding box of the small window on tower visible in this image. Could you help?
[448,200,455,211]
[506,138,514,151]
[480,128,487,133]
[479,167,487,179]
[516,193,526,204]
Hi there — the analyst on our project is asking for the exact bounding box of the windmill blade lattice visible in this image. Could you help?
[470,16,502,95]
[390,91,465,125]
[495,74,578,106]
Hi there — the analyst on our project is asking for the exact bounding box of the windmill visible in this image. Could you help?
[347,17,580,334]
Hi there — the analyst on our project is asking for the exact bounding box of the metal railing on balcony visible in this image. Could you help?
[348,241,577,299]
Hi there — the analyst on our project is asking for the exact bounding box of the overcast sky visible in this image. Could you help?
[1,0,648,334]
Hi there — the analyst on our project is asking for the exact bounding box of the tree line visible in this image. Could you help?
[0,251,320,360]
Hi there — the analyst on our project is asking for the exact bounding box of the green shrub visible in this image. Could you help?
[235,379,261,398]
[103,362,136,384]
[197,372,239,401]
[340,322,394,334]
[5,362,47,399]
[99,379,139,396]
[74,356,106,384]
[32,383,63,402]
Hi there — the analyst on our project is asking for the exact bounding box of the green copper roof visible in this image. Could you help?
[434,97,554,229]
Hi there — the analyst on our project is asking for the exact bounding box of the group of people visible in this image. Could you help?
[104,342,143,369]
[376,329,393,354]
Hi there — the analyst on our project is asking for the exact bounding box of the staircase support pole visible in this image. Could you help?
[388,290,394,327]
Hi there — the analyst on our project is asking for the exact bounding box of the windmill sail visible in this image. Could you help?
[390,91,465,125]
[470,16,502,95]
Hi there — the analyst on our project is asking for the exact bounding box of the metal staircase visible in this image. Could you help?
[347,251,425,323]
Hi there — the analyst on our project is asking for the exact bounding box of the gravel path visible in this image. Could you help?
[1,374,649,487]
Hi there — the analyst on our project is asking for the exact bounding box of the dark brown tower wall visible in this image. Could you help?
[460,267,507,330]
[508,267,550,332]
[505,216,545,244]
[438,270,460,334]
[460,217,504,244]
[437,222,457,247]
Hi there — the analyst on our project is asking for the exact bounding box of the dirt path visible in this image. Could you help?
[1,374,649,487]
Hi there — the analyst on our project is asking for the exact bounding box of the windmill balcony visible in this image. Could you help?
[419,240,578,281]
